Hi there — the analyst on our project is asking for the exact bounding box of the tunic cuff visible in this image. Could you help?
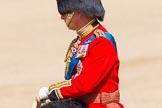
[48,89,63,101]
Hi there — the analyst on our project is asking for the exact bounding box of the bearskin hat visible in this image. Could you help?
[56,0,105,21]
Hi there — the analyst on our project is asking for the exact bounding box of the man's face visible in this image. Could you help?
[61,12,80,30]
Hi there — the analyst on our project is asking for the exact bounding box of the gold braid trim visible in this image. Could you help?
[55,89,63,99]
[48,80,72,99]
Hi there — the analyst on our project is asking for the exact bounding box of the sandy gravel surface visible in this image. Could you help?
[0,0,162,108]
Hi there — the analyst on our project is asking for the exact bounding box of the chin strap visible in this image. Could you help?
[65,12,75,27]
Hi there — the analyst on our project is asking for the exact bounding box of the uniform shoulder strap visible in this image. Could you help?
[94,29,117,52]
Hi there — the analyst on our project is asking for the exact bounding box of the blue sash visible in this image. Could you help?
[65,32,117,80]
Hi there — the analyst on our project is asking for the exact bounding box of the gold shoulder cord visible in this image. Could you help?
[64,38,77,75]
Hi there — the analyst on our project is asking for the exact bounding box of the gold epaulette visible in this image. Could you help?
[94,29,106,38]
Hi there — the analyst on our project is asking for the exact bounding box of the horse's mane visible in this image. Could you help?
[41,99,86,108]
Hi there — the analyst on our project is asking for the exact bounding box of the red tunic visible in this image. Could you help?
[48,25,124,108]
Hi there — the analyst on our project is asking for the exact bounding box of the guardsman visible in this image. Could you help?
[37,0,124,108]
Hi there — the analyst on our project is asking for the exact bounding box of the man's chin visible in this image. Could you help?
[67,26,76,31]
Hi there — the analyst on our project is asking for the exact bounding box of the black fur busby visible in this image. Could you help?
[56,0,105,21]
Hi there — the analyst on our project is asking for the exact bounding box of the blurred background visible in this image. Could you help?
[0,0,162,108]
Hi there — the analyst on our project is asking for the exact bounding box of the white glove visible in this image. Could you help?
[37,87,48,102]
